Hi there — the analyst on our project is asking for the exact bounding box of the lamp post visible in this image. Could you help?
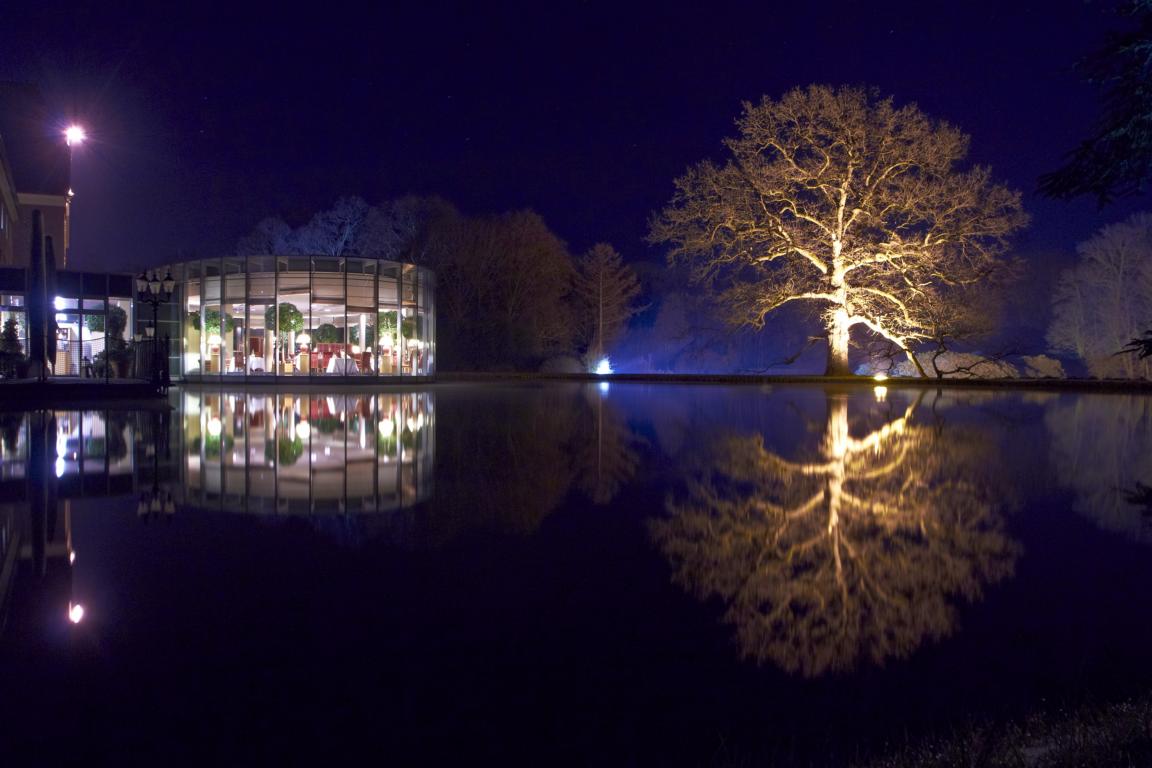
[134,269,175,389]
[63,125,85,270]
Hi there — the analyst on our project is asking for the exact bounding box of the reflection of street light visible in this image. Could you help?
[68,602,85,624]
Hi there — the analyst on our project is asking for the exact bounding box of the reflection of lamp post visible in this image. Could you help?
[134,270,175,388]
[138,409,175,521]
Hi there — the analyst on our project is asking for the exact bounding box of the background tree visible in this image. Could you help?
[233,196,582,370]
[651,392,1017,676]
[236,216,295,255]
[1048,212,1152,378]
[1040,1,1152,202]
[651,85,1027,376]
[437,210,576,369]
[292,196,370,256]
[573,243,644,368]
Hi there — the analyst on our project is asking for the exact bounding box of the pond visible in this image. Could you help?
[1,382,1151,764]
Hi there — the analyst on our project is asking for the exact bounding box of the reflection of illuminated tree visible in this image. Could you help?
[652,394,1016,677]
[1047,394,1152,543]
[575,389,643,505]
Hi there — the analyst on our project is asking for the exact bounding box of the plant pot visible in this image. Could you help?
[113,358,131,379]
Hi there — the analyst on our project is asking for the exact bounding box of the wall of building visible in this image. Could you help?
[0,136,20,267]
[12,195,67,270]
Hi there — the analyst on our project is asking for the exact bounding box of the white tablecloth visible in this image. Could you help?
[326,358,359,374]
[248,355,266,372]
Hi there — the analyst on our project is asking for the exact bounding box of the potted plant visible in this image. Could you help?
[264,303,304,372]
[314,323,341,343]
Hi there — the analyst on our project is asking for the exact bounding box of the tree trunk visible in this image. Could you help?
[824,307,852,376]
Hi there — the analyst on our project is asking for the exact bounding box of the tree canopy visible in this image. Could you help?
[651,85,1027,376]
[573,243,644,367]
[1040,1,1152,203]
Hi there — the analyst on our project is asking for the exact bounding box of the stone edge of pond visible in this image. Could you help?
[0,380,170,411]
[430,372,1152,393]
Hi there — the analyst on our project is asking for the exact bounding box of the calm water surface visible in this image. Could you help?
[1,383,1151,765]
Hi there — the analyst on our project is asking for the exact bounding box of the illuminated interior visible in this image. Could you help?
[161,256,434,378]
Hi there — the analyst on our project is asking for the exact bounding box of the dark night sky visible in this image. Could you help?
[1,0,1146,289]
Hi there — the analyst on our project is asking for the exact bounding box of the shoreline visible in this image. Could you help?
[0,372,1149,408]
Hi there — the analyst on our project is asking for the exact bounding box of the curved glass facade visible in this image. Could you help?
[159,256,435,379]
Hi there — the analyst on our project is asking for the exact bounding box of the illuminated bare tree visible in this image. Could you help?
[573,243,644,367]
[1048,212,1152,379]
[651,393,1017,676]
[650,85,1027,376]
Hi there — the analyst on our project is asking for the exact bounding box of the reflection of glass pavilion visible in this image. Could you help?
[181,391,434,513]
[154,255,435,379]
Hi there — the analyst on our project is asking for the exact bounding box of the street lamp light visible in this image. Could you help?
[62,124,86,270]
[64,125,86,147]
[135,269,175,390]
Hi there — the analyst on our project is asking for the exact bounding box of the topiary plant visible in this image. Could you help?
[0,317,25,378]
[264,303,304,363]
[314,323,341,343]
[105,305,128,341]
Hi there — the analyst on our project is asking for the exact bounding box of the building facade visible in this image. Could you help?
[0,83,71,270]
[158,254,435,379]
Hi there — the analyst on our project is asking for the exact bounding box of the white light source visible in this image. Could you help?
[207,334,223,347]
[53,296,66,311]
[378,417,394,436]
[594,358,614,375]
[874,385,888,402]
[64,125,86,147]
[297,333,311,346]
[68,603,85,624]
[873,372,889,382]
[295,421,311,440]
[207,418,222,437]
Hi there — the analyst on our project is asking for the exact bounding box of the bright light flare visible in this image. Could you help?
[872,372,889,382]
[64,125,86,147]
[594,357,614,375]
[68,603,85,624]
